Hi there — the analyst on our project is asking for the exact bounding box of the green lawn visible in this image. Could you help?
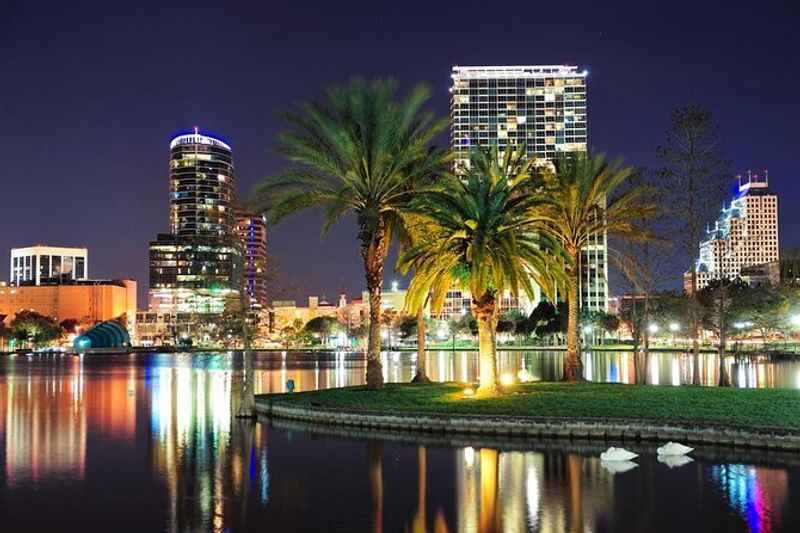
[257,382,800,431]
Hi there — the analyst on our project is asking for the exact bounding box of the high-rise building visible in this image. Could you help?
[687,170,779,292]
[169,129,236,238]
[449,65,606,312]
[235,209,268,309]
[148,130,241,314]
[10,245,88,286]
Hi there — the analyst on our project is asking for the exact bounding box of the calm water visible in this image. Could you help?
[1,352,799,532]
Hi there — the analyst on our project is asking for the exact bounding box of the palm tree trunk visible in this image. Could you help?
[563,258,583,381]
[412,306,430,383]
[473,292,498,393]
[362,228,388,390]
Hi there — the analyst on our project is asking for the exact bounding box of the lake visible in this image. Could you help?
[1,351,799,531]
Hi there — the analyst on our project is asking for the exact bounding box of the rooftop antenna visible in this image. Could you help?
[194,126,199,135]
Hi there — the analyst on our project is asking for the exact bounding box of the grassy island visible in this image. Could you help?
[257,382,800,432]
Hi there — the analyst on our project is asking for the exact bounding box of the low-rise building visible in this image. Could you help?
[10,245,88,285]
[0,279,136,328]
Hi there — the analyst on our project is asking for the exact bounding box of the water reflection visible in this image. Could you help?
[1,354,800,531]
[247,350,800,391]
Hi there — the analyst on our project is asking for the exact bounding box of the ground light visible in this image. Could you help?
[462,386,475,396]
[649,323,659,334]
[517,369,532,382]
[669,322,680,332]
[500,373,515,387]
[791,315,800,327]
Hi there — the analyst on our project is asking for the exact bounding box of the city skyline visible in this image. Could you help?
[1,2,798,303]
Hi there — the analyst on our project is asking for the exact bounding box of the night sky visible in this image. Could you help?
[1,1,798,306]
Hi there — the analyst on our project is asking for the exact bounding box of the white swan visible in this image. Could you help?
[657,442,694,456]
[601,460,639,474]
[600,447,639,462]
[658,455,694,469]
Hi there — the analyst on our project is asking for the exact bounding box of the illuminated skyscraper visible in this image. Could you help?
[148,129,241,314]
[169,130,236,238]
[235,209,268,309]
[449,65,606,312]
[688,170,779,292]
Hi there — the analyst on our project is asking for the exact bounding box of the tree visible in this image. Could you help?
[657,104,730,363]
[253,79,449,389]
[398,314,418,340]
[59,318,80,335]
[303,316,340,346]
[697,278,749,386]
[530,301,567,344]
[736,284,789,346]
[541,153,656,380]
[611,167,674,360]
[400,145,563,392]
[10,311,63,347]
[380,308,399,349]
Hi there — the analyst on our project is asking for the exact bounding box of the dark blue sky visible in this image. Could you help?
[1,1,798,304]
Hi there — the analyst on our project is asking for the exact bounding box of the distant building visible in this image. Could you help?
[271,296,338,333]
[235,210,268,309]
[449,65,606,311]
[686,171,779,293]
[148,129,242,314]
[10,245,88,286]
[0,279,136,327]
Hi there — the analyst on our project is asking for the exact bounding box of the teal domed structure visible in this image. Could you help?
[74,321,130,351]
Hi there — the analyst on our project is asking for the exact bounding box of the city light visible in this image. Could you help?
[791,315,800,327]
[669,322,680,332]
[648,323,659,334]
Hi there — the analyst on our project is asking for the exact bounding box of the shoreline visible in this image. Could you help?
[255,383,800,451]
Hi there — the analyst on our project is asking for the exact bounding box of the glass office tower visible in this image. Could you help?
[148,130,240,314]
[450,65,606,311]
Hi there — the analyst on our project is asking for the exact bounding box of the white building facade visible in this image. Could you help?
[10,245,88,285]
[691,171,779,291]
[449,65,606,313]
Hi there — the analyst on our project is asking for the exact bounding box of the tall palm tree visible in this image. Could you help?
[540,154,656,381]
[252,79,449,389]
[400,145,563,393]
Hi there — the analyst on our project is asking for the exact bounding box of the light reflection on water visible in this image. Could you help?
[0,353,799,531]
[248,350,800,393]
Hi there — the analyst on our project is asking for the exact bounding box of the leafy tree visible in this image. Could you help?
[10,311,63,346]
[401,145,563,392]
[59,318,80,334]
[657,104,730,360]
[736,284,788,346]
[540,153,656,379]
[697,278,749,386]
[303,316,340,346]
[254,79,449,389]
[530,301,567,343]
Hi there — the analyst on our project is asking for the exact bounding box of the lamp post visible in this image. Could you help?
[669,322,680,349]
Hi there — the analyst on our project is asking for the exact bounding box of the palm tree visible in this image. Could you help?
[252,79,449,389]
[540,154,657,381]
[400,145,563,393]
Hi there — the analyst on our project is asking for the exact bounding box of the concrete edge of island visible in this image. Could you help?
[254,397,800,451]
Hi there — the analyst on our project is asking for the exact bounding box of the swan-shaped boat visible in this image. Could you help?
[656,442,694,456]
[600,447,638,462]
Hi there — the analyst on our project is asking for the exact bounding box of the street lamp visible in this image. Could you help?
[668,322,680,348]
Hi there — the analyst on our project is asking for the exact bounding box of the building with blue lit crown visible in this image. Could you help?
[148,129,242,314]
